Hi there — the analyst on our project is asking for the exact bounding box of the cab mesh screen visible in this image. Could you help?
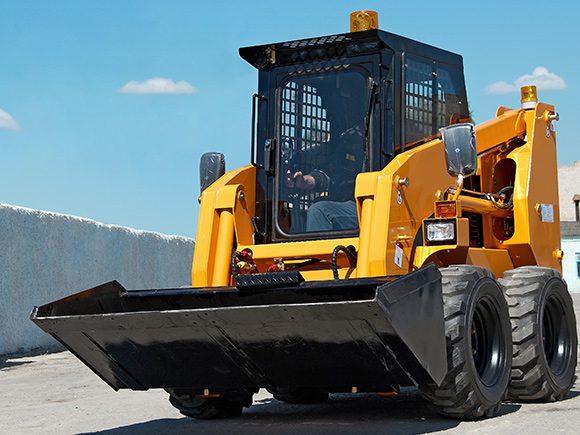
[280,81,330,216]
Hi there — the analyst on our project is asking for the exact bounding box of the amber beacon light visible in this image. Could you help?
[350,10,379,32]
[521,85,538,109]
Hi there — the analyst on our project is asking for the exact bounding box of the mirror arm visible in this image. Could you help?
[451,174,464,201]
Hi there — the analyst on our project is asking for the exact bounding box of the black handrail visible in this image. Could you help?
[251,93,265,166]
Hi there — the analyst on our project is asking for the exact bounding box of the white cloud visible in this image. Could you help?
[486,67,566,95]
[119,77,197,95]
[0,108,20,130]
[486,81,517,95]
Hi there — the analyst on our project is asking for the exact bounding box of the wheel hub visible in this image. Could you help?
[471,296,506,387]
[543,294,572,377]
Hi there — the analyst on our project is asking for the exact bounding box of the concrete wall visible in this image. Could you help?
[0,203,194,355]
[558,161,580,222]
[562,237,580,293]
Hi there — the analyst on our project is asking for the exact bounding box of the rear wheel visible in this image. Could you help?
[166,389,253,419]
[420,265,512,419]
[271,387,329,404]
[500,267,577,401]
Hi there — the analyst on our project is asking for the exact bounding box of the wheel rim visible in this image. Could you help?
[543,294,573,377]
[471,295,507,387]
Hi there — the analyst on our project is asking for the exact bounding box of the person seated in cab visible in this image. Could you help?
[286,125,364,232]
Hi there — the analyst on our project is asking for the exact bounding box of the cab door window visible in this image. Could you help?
[277,70,369,235]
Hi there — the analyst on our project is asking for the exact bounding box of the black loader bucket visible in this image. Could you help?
[31,264,447,393]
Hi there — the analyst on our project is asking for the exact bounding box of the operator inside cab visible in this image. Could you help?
[278,70,368,235]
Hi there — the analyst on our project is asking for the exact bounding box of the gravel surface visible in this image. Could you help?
[1,295,579,435]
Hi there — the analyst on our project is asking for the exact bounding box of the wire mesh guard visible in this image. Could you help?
[280,80,331,231]
[278,71,366,234]
[404,57,466,145]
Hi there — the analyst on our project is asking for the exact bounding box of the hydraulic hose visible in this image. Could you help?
[331,245,358,280]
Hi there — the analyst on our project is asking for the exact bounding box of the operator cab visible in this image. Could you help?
[240,27,469,243]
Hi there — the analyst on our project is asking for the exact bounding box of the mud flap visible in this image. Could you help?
[31,264,446,393]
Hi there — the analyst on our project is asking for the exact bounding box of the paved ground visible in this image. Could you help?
[2,295,579,435]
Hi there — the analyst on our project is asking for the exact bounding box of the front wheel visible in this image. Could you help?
[500,267,577,401]
[420,265,512,419]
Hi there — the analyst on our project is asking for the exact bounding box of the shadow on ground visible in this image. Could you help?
[85,392,521,435]
[564,389,580,399]
[0,347,60,371]
[0,356,33,370]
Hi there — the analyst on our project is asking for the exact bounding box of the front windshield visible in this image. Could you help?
[277,69,369,235]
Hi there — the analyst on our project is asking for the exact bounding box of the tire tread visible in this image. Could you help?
[500,267,577,402]
[420,265,511,419]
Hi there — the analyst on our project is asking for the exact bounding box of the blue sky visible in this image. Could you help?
[1,0,579,237]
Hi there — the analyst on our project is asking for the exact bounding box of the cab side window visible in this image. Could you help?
[404,55,469,146]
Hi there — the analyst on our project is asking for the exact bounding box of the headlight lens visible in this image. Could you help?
[426,221,455,242]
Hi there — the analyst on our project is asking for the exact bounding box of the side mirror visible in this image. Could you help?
[440,123,477,177]
[199,152,225,194]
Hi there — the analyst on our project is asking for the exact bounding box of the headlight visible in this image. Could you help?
[426,221,456,243]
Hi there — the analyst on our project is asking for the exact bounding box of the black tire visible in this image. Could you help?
[420,265,512,419]
[166,389,253,419]
[500,267,578,402]
[271,387,329,404]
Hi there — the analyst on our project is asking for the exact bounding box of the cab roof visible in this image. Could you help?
[239,29,463,70]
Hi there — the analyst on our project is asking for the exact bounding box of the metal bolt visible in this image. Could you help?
[397,177,410,187]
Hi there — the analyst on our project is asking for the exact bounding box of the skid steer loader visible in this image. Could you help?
[32,11,577,420]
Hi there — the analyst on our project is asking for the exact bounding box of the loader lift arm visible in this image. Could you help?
[193,102,559,285]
